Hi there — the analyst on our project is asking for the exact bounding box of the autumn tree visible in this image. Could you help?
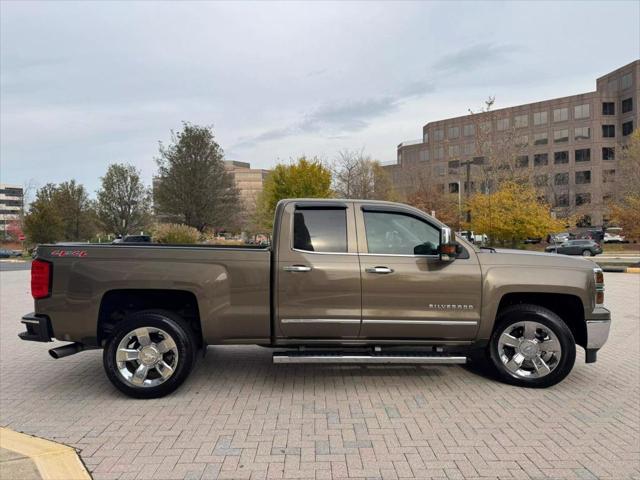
[55,180,97,241]
[97,164,152,237]
[254,156,332,230]
[332,149,395,200]
[154,123,240,232]
[465,181,566,247]
[609,129,640,238]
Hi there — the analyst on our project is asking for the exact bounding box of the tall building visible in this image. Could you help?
[224,161,270,210]
[0,183,24,237]
[385,60,639,227]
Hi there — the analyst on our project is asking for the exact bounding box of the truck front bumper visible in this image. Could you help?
[18,313,53,342]
[584,306,611,363]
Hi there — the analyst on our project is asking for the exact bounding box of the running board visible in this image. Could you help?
[272,353,467,364]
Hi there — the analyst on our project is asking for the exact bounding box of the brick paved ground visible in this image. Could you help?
[1,270,639,480]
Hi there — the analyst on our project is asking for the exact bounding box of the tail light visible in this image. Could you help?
[31,259,52,299]
[593,267,604,306]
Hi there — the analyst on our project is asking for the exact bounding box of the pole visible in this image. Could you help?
[460,159,473,224]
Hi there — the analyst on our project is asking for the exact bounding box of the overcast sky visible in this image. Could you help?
[1,1,639,195]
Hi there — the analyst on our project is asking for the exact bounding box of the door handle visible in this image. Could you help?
[283,265,312,272]
[365,266,394,274]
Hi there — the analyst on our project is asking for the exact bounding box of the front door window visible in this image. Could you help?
[363,210,440,255]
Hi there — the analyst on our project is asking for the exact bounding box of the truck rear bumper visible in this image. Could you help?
[18,313,53,342]
[584,306,611,363]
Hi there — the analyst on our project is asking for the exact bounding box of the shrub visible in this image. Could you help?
[153,223,200,244]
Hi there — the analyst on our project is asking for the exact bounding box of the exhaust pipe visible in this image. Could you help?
[49,342,85,359]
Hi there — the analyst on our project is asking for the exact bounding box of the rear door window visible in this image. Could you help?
[293,208,347,253]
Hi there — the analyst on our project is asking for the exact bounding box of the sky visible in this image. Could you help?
[1,1,639,197]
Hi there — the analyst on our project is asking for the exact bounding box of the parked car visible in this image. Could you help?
[0,248,22,258]
[548,232,574,244]
[112,235,152,244]
[603,228,626,243]
[19,199,610,398]
[456,230,488,245]
[545,239,602,256]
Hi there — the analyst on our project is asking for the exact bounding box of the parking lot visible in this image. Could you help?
[1,270,639,480]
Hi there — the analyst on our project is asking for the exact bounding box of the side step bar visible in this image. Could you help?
[273,353,466,364]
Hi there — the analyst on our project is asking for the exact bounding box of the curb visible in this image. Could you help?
[0,428,91,480]
[627,267,640,273]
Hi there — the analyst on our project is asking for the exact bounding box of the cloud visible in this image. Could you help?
[431,43,523,75]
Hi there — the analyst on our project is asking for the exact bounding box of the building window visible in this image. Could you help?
[496,118,509,131]
[622,121,634,136]
[448,126,460,139]
[555,172,569,186]
[534,153,548,166]
[575,170,591,184]
[514,114,528,128]
[575,148,591,163]
[556,194,569,207]
[534,174,548,187]
[622,97,633,113]
[574,104,590,120]
[602,102,615,115]
[449,182,459,194]
[463,124,475,136]
[463,143,475,155]
[433,129,444,141]
[534,132,548,145]
[516,135,529,147]
[435,165,445,176]
[602,125,615,138]
[576,193,591,206]
[419,150,430,162]
[574,127,590,140]
[554,151,569,164]
[433,147,443,160]
[448,145,460,157]
[516,155,529,168]
[621,73,632,89]
[423,132,429,143]
[602,147,615,160]
[473,156,486,165]
[448,160,459,169]
[603,169,615,183]
[533,111,548,126]
[553,129,568,143]
[553,107,568,122]
[480,121,492,133]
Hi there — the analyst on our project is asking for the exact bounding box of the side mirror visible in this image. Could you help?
[439,227,458,262]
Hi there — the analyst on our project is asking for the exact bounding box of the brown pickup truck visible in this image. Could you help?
[20,199,611,398]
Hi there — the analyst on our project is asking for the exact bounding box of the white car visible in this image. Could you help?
[603,232,625,243]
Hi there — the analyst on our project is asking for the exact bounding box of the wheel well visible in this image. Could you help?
[98,289,202,347]
[497,293,587,348]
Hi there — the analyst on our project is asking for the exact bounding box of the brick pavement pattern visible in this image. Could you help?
[1,271,639,480]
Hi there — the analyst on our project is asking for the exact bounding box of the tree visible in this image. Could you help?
[97,164,152,237]
[23,184,64,244]
[255,156,332,229]
[154,123,240,232]
[465,181,567,247]
[55,180,96,241]
[609,129,640,238]
[332,149,395,200]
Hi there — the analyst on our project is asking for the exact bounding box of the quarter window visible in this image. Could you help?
[293,208,347,253]
[363,211,440,256]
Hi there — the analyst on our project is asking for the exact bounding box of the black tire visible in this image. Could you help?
[488,304,576,388]
[103,310,196,398]
[582,250,592,257]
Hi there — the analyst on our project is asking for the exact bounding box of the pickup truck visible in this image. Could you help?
[19,199,611,398]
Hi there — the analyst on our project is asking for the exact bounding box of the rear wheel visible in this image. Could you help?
[488,304,575,388]
[582,250,592,256]
[103,310,196,398]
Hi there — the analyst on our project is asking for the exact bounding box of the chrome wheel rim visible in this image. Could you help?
[497,321,561,379]
[116,327,179,388]
[582,250,592,256]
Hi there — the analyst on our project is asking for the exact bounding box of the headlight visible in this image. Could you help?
[593,267,604,306]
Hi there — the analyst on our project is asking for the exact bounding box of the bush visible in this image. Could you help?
[153,223,200,244]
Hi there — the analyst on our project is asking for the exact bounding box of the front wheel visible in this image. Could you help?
[103,310,196,398]
[488,304,576,388]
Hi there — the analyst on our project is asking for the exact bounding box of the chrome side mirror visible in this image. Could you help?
[439,227,457,262]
